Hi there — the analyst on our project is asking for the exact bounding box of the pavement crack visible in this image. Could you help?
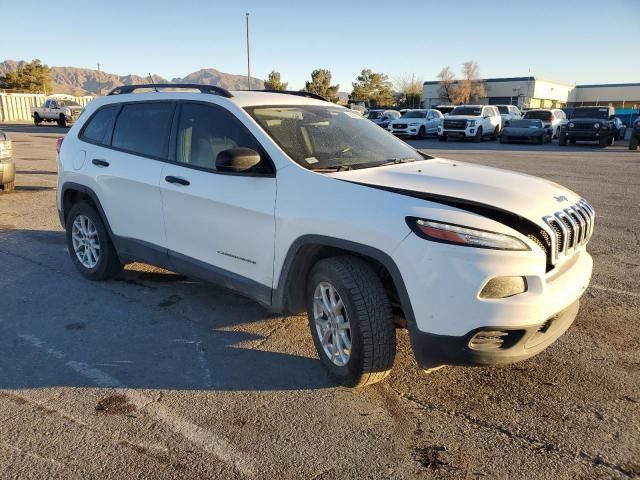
[1,440,66,468]
[253,316,294,349]
[390,386,636,478]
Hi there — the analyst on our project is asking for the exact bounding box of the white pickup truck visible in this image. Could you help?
[32,99,84,127]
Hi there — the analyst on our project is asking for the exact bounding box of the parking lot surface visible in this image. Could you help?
[0,124,638,479]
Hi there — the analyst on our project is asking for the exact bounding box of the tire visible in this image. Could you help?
[0,181,15,191]
[438,133,447,142]
[490,126,499,140]
[629,137,639,151]
[538,134,544,145]
[58,114,67,128]
[499,136,506,144]
[472,126,482,143]
[418,126,426,139]
[607,136,614,146]
[65,201,121,281]
[569,139,576,144]
[306,256,396,388]
[599,136,608,148]
[33,113,42,126]
[559,135,567,146]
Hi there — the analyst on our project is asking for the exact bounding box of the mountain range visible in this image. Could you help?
[0,60,264,96]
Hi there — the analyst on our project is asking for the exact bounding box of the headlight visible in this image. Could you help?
[467,120,477,127]
[406,218,530,251]
[594,122,600,129]
[568,122,575,128]
[409,122,418,126]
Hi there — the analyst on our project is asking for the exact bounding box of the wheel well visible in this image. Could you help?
[62,188,93,224]
[281,244,403,320]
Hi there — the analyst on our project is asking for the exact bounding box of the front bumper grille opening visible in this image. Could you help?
[468,330,525,352]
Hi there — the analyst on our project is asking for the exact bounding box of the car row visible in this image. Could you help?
[0,129,15,191]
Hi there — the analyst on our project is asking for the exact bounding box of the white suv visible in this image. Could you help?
[57,84,594,387]
[496,104,523,126]
[438,105,502,141]
[387,109,443,138]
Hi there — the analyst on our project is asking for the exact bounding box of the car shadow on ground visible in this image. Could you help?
[0,123,69,135]
[0,228,335,392]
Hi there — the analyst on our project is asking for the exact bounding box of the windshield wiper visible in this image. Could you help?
[380,157,417,166]
[311,165,353,172]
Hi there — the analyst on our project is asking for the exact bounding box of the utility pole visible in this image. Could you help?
[246,13,251,90]
[97,63,101,96]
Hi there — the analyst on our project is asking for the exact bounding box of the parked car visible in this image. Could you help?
[500,119,551,144]
[496,105,523,126]
[32,98,83,127]
[630,118,640,150]
[523,109,566,139]
[611,117,626,140]
[438,105,502,142]
[432,105,456,116]
[559,106,616,147]
[0,129,15,191]
[388,109,443,138]
[367,110,401,129]
[58,83,595,387]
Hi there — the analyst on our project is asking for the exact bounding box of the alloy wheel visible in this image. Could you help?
[313,281,352,366]
[71,215,100,268]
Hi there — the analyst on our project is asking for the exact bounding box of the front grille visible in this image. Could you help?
[542,199,595,264]
[570,122,597,131]
[443,119,467,130]
[393,123,407,129]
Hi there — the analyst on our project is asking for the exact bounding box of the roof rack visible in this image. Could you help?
[242,89,328,102]
[107,83,233,98]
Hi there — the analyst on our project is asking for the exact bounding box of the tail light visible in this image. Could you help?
[56,137,64,154]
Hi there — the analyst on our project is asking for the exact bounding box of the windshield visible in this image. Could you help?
[403,110,427,118]
[497,106,509,114]
[570,108,610,119]
[509,119,542,128]
[367,111,383,119]
[451,106,481,116]
[524,111,552,122]
[435,106,455,114]
[57,100,81,107]
[246,105,427,171]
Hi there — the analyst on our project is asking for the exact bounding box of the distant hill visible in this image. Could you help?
[0,60,264,95]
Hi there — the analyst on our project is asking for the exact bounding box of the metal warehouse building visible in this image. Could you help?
[423,77,640,116]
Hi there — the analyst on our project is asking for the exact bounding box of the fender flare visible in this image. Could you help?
[272,234,417,328]
[59,182,114,238]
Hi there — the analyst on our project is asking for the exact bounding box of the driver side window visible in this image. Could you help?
[176,103,263,172]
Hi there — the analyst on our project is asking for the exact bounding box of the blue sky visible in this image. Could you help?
[2,0,638,90]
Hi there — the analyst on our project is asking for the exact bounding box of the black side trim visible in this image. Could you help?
[345,181,553,269]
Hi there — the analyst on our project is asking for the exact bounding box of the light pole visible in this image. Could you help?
[97,63,101,96]
[246,13,251,90]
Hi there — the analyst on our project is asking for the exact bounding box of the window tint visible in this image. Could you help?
[176,103,263,171]
[112,102,174,158]
[81,106,118,145]
[497,106,509,114]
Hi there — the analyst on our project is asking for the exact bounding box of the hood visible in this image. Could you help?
[390,118,424,125]
[445,114,481,121]
[327,158,581,225]
[503,126,544,135]
[569,117,610,123]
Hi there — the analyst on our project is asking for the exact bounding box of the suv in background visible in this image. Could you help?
[432,105,456,116]
[559,106,616,147]
[523,109,566,139]
[367,109,400,129]
[57,84,594,388]
[438,105,502,142]
[0,129,15,191]
[388,109,443,138]
[496,105,523,126]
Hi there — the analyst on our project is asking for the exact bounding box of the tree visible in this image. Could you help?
[394,73,423,108]
[4,59,52,93]
[264,70,288,90]
[351,69,395,108]
[303,69,339,102]
[437,66,456,103]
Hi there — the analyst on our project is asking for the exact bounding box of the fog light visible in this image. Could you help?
[479,276,527,299]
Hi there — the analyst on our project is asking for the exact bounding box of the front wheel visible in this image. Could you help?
[559,135,567,146]
[472,126,483,142]
[58,114,67,128]
[438,133,447,142]
[491,126,499,140]
[418,126,426,139]
[65,202,121,281]
[0,181,15,192]
[629,137,639,151]
[33,113,42,126]
[306,256,396,388]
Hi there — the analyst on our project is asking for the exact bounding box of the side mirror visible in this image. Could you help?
[216,148,263,173]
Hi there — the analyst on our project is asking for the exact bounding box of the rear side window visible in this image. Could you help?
[112,102,174,158]
[81,106,118,145]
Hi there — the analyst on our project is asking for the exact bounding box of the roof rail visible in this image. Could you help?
[107,83,233,98]
[244,89,328,101]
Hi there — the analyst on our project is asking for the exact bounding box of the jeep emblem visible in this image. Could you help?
[554,195,568,203]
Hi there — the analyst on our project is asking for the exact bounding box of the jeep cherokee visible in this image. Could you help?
[57,84,594,387]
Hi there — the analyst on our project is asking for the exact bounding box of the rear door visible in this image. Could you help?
[159,102,277,300]
[84,101,174,249]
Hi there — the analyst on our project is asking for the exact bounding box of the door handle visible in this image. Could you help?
[92,159,109,167]
[165,175,190,186]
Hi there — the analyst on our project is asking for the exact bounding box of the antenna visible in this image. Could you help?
[148,73,159,92]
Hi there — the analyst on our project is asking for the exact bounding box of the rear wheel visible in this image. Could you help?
[607,135,614,146]
[65,202,121,281]
[629,137,639,150]
[490,126,499,140]
[58,114,67,128]
[538,134,544,145]
[559,135,567,146]
[599,136,608,148]
[306,256,396,387]
[33,113,42,126]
